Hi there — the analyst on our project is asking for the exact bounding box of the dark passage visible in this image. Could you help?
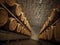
[19,39,54,45]
[0,39,60,45]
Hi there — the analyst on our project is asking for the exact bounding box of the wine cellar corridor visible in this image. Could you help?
[0,0,60,45]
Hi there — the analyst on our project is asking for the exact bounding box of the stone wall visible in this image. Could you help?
[17,0,58,33]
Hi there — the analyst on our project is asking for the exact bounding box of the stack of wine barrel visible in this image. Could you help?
[0,0,32,36]
[39,6,60,42]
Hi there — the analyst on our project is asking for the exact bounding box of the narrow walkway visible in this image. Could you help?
[19,39,54,45]
[0,39,57,45]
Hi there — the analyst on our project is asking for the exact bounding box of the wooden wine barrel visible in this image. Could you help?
[47,26,53,40]
[45,30,48,40]
[54,19,60,41]
[54,26,57,40]
[3,17,17,31]
[43,32,46,40]
[45,19,50,27]
[22,28,26,34]
[16,23,21,33]
[48,8,56,22]
[21,28,26,34]
[20,26,24,34]
[26,30,31,36]
[39,34,42,39]
[41,33,44,39]
[20,12,25,22]
[45,29,49,40]
[0,0,5,3]
[39,33,43,39]
[16,4,22,16]
[10,4,22,16]
[24,17,27,24]
[42,23,46,31]
[27,24,32,31]
[40,19,50,33]
[28,31,31,36]
[43,31,47,40]
[24,29,31,36]
[0,7,8,27]
[40,32,44,39]
[6,0,17,6]
[26,21,29,26]
[24,19,32,31]
[26,21,30,27]
[9,17,17,31]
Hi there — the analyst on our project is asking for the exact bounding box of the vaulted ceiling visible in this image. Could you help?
[17,0,58,33]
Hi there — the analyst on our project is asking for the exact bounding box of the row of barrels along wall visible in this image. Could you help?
[39,4,60,42]
[0,0,32,36]
[40,5,60,33]
[0,7,31,36]
[5,0,32,31]
[39,25,54,40]
[39,19,60,42]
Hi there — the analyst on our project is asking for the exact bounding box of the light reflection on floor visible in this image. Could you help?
[31,29,39,40]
